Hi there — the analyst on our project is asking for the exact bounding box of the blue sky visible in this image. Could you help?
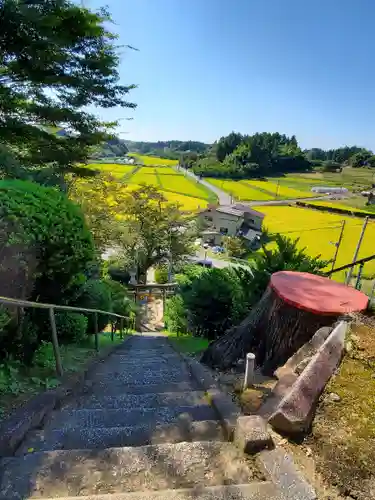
[88,0,375,150]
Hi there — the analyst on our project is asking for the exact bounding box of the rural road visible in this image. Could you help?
[177,166,342,207]
[176,166,232,205]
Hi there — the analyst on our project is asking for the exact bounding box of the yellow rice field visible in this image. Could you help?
[207,179,273,201]
[129,153,179,166]
[254,205,375,276]
[86,163,134,178]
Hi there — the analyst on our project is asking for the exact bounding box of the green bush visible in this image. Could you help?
[164,295,188,334]
[103,279,131,316]
[0,180,95,304]
[76,279,112,332]
[55,311,88,344]
[184,268,246,340]
[154,265,169,284]
[33,341,56,369]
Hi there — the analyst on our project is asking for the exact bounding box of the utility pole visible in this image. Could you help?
[330,220,346,278]
[275,180,280,200]
[345,217,369,285]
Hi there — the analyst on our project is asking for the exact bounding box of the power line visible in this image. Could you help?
[271,225,343,235]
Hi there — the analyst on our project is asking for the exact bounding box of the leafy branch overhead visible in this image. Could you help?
[0,0,136,174]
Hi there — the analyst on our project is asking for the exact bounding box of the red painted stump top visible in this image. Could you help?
[270,271,368,315]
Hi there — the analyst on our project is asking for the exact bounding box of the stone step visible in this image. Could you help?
[12,483,284,500]
[84,380,200,395]
[70,391,207,410]
[0,442,263,498]
[45,405,217,430]
[89,369,191,386]
[97,356,179,366]
[18,420,226,453]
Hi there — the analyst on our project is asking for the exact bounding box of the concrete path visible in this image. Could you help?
[177,167,232,205]
[0,334,290,499]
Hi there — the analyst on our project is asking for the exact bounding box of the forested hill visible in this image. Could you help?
[125,140,210,156]
[191,131,375,179]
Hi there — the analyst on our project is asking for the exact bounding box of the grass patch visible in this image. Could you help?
[166,332,209,355]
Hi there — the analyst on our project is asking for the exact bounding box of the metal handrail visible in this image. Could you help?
[0,295,129,377]
[324,254,375,276]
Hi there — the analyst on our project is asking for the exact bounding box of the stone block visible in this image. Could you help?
[269,321,347,435]
[257,447,317,500]
[234,416,273,454]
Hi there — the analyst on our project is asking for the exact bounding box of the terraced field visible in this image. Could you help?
[86,163,135,179]
[84,163,214,211]
[207,179,274,201]
[205,177,313,201]
[129,153,179,166]
[255,205,375,278]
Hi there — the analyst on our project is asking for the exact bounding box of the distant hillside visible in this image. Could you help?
[44,126,129,159]
[125,140,211,159]
[92,137,129,159]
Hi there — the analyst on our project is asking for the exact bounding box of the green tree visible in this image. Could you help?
[117,185,196,282]
[216,132,243,162]
[0,0,135,180]
[222,236,248,258]
[185,268,247,340]
[349,151,372,168]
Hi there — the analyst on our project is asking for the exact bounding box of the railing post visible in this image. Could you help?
[94,312,99,352]
[49,307,63,377]
[120,317,124,339]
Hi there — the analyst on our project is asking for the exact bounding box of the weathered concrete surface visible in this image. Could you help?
[45,405,217,430]
[71,391,208,410]
[257,448,317,500]
[234,416,273,455]
[269,321,347,435]
[0,442,262,498]
[24,482,286,500]
[275,326,333,379]
[17,420,226,452]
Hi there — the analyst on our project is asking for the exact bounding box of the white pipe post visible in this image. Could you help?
[243,353,255,390]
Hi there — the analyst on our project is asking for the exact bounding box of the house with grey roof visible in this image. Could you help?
[199,203,265,247]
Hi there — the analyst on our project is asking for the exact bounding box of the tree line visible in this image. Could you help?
[189,131,375,179]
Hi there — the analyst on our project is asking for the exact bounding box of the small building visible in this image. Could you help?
[199,203,265,247]
[311,186,348,194]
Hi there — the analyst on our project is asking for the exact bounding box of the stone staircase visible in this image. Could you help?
[0,334,289,499]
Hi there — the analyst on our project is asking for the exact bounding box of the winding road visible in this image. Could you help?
[176,166,232,205]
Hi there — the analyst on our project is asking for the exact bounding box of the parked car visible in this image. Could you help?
[196,259,213,268]
[212,246,225,254]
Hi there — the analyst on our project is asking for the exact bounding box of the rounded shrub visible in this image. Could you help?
[0,180,95,304]
[164,295,188,334]
[154,265,169,284]
[55,311,88,344]
[76,279,112,332]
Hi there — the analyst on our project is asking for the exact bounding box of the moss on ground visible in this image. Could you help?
[306,318,375,498]
[166,332,209,356]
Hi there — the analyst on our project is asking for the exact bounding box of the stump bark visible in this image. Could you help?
[201,286,334,375]
[201,271,368,375]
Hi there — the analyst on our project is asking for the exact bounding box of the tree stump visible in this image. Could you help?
[201,271,368,375]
